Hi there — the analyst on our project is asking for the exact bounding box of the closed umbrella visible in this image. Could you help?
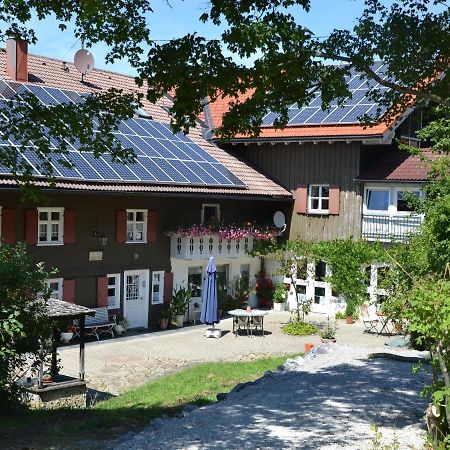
[200,257,221,338]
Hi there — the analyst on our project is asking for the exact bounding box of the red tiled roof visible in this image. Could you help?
[206,93,392,141]
[357,150,435,182]
[0,50,291,198]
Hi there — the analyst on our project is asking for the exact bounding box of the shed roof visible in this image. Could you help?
[357,150,434,182]
[46,299,95,319]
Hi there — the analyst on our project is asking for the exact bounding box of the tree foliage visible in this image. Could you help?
[0,243,52,407]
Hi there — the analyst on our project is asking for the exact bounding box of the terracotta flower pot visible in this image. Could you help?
[346,316,354,324]
[304,343,314,353]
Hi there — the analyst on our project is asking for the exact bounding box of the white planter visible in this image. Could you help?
[273,302,285,312]
[60,332,73,344]
[113,324,125,335]
[174,314,185,327]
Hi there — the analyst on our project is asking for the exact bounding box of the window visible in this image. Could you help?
[314,287,326,304]
[240,264,250,287]
[38,207,64,245]
[126,210,147,242]
[188,266,203,297]
[308,185,329,214]
[296,259,308,280]
[296,284,306,300]
[47,278,63,299]
[151,271,165,304]
[202,204,220,223]
[396,191,421,212]
[315,261,327,282]
[366,189,389,211]
[216,264,229,291]
[107,274,121,309]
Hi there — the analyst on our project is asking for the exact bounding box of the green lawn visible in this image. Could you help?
[0,354,297,449]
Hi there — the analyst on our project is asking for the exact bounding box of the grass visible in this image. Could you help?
[0,354,298,449]
[282,320,319,336]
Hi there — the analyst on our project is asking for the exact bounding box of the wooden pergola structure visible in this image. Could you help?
[40,299,95,388]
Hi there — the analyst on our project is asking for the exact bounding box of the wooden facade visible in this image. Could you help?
[0,190,289,326]
[230,141,389,241]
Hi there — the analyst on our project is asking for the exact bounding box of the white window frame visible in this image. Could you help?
[107,274,121,310]
[46,278,63,300]
[126,209,147,243]
[151,270,165,305]
[201,204,220,223]
[308,185,330,215]
[364,184,424,216]
[37,207,64,246]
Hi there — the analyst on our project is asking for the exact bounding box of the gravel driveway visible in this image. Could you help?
[108,345,430,450]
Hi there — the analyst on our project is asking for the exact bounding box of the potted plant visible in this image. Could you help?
[113,314,128,335]
[255,270,275,308]
[345,302,356,324]
[159,308,172,330]
[273,282,287,312]
[60,324,75,344]
[171,285,193,327]
[320,321,337,343]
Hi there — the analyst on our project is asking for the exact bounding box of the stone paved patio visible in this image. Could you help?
[58,311,393,397]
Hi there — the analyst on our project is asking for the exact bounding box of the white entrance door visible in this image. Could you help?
[123,270,149,328]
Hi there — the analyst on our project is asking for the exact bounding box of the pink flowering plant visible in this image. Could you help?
[166,217,278,241]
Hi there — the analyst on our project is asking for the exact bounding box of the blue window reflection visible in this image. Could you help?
[367,190,389,210]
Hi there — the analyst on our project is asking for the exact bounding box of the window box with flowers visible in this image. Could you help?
[167,218,278,260]
[255,270,275,308]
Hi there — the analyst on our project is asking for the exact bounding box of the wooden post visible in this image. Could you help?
[51,327,58,378]
[79,315,85,381]
[38,341,44,389]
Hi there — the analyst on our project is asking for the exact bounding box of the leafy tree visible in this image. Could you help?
[0,1,448,183]
[0,243,52,407]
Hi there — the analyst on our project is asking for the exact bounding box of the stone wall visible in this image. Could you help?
[22,382,87,409]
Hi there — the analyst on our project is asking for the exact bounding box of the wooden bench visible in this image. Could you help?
[74,307,115,340]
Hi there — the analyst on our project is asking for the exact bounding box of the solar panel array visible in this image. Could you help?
[262,62,389,127]
[0,80,246,188]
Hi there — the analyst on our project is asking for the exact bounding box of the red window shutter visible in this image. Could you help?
[295,185,308,214]
[25,208,38,245]
[329,185,340,215]
[1,208,15,244]
[147,211,158,243]
[63,279,76,303]
[163,272,173,303]
[97,276,108,307]
[64,209,76,244]
[116,210,126,243]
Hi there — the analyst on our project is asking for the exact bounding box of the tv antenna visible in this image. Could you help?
[273,211,287,233]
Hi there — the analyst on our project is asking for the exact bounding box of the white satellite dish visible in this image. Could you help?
[273,211,286,230]
[74,49,95,75]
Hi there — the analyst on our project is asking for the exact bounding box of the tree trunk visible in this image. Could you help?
[437,341,450,430]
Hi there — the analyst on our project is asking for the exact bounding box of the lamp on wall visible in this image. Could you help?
[93,230,108,246]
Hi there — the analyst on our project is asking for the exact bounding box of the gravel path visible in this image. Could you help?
[108,345,430,450]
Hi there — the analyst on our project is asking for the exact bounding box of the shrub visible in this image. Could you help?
[282,321,319,336]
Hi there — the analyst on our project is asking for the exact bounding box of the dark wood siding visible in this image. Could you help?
[0,190,288,325]
[232,141,364,241]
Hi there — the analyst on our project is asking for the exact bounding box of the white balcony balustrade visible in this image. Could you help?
[362,214,424,242]
[170,234,254,260]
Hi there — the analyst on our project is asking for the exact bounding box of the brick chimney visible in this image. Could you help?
[6,38,28,82]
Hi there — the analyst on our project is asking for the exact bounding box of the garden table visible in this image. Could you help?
[376,312,394,336]
[228,309,268,337]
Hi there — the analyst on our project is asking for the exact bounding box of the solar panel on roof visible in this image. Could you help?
[260,62,391,127]
[0,81,246,188]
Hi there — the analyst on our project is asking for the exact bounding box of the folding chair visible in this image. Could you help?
[234,316,250,337]
[359,304,380,334]
[249,316,264,337]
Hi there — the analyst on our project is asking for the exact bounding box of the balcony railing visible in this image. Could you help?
[362,214,424,242]
[170,234,254,260]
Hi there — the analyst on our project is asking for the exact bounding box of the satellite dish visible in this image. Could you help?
[273,211,286,230]
[74,49,95,75]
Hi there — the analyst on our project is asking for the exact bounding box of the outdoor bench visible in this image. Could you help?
[74,307,115,340]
